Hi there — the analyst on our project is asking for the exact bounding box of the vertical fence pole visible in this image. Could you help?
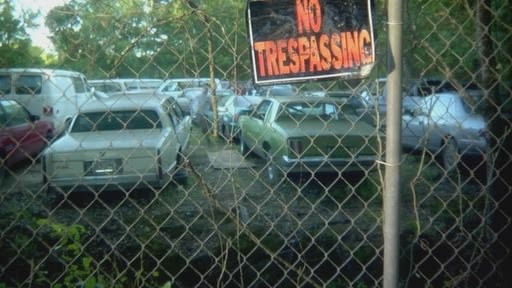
[384,0,403,287]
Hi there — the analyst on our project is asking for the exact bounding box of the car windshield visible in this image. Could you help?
[234,96,260,108]
[277,101,345,121]
[71,110,161,132]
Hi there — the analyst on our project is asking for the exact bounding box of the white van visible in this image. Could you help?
[0,68,94,134]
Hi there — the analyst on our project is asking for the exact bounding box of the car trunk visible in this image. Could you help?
[275,119,383,159]
[48,131,161,177]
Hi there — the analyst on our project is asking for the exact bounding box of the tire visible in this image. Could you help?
[240,136,250,157]
[441,137,459,174]
[265,149,281,185]
[173,151,188,184]
[222,125,232,142]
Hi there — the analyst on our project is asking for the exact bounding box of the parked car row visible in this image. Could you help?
[1,67,490,192]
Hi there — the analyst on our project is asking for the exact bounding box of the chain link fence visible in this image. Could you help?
[1,0,511,287]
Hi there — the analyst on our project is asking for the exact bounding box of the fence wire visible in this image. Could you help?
[1,0,511,287]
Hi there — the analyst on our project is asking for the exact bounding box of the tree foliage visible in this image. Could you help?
[44,0,249,81]
[1,0,509,92]
[0,0,44,67]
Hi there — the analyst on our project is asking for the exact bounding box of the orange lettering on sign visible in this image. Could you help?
[346,31,360,67]
[359,29,373,65]
[276,40,290,75]
[330,34,342,69]
[264,41,279,76]
[253,42,267,77]
[296,0,322,33]
[297,36,310,73]
[308,36,322,72]
[288,38,300,73]
[319,34,331,70]
[253,29,373,77]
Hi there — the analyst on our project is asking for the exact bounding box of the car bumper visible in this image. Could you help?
[47,174,166,193]
[458,138,487,156]
[279,155,378,173]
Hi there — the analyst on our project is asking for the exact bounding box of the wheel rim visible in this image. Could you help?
[240,138,245,155]
[267,162,275,181]
[266,150,277,183]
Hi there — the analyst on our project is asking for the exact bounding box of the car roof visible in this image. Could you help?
[266,96,347,104]
[78,95,166,113]
[0,68,85,78]
[89,78,162,84]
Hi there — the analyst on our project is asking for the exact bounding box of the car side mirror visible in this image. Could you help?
[29,115,39,122]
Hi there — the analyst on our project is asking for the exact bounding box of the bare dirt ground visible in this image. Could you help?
[0,126,490,287]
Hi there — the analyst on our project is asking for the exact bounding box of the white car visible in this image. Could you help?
[217,95,263,141]
[43,95,191,194]
[402,92,487,170]
[89,78,163,97]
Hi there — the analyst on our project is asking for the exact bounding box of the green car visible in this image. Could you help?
[238,96,384,183]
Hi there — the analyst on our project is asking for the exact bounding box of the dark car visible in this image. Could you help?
[1,99,54,181]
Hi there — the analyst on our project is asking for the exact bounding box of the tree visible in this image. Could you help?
[0,0,44,67]
[44,0,250,80]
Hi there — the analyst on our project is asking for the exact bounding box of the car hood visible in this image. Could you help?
[48,130,166,153]
[434,113,486,130]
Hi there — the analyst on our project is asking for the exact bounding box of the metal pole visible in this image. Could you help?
[384,0,403,287]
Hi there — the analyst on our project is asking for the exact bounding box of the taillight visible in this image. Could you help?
[43,106,53,115]
[288,139,303,157]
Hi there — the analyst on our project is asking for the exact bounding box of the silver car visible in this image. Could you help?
[402,92,487,170]
[43,95,191,193]
[218,95,263,141]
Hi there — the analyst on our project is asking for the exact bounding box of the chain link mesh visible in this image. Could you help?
[1,0,511,287]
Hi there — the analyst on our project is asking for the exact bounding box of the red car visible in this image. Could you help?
[1,99,54,180]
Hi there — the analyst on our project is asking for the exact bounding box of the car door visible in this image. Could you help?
[163,98,191,150]
[1,101,38,164]
[401,103,428,150]
[12,74,45,119]
[243,100,273,154]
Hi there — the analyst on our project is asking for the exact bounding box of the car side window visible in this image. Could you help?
[255,100,271,120]
[163,99,180,128]
[3,101,29,127]
[172,101,184,120]
[72,77,87,93]
[15,75,42,95]
[0,75,11,95]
